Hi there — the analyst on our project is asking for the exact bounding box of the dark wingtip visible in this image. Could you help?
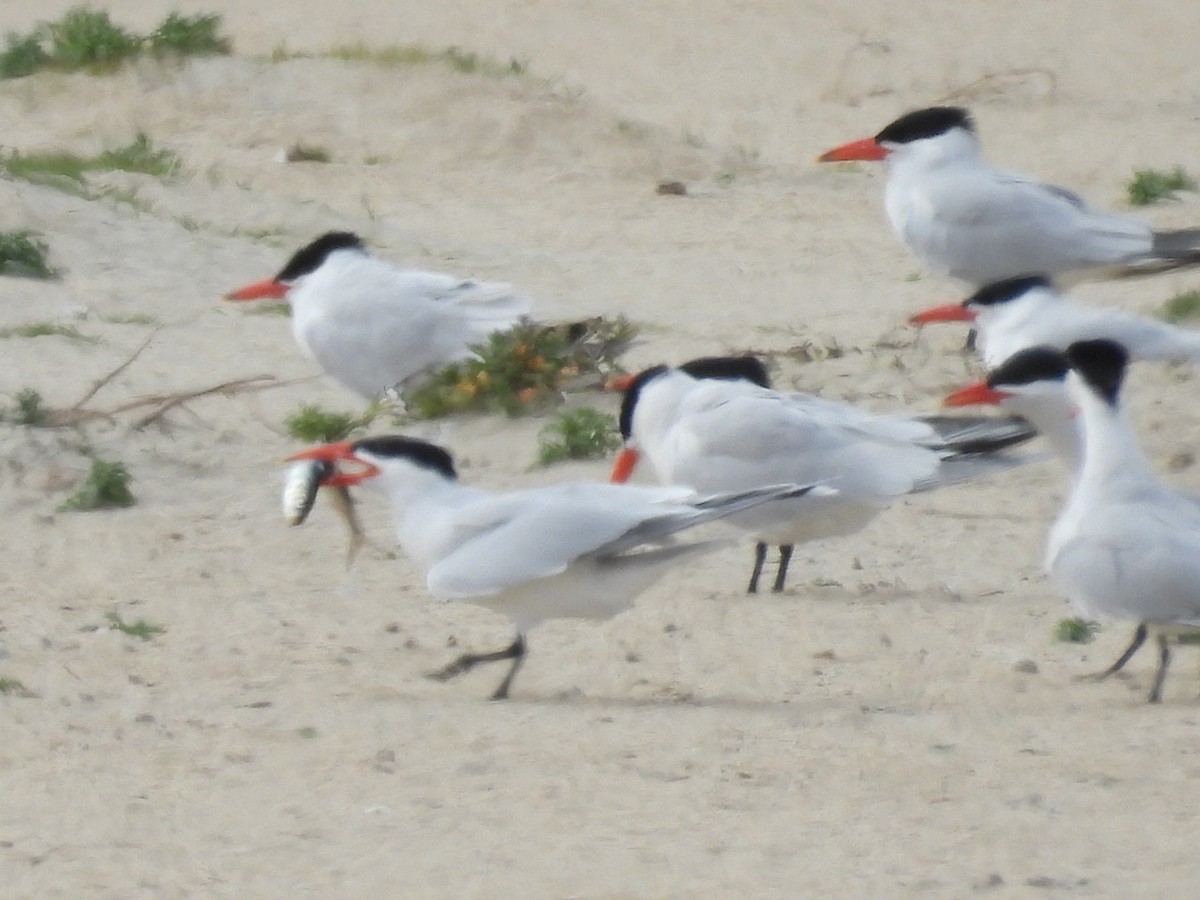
[875,106,975,145]
[351,435,457,479]
[1065,339,1128,406]
[275,231,366,281]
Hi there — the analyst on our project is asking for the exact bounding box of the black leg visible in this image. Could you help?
[1078,623,1148,682]
[1148,632,1171,704]
[771,544,795,593]
[427,634,528,700]
[747,542,768,594]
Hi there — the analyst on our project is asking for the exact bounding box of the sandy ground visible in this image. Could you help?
[3,1,1200,896]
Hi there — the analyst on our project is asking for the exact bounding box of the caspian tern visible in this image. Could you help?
[818,106,1200,285]
[225,232,532,399]
[611,355,1037,593]
[1044,339,1200,702]
[913,276,1200,368]
[288,434,830,699]
[943,345,1081,476]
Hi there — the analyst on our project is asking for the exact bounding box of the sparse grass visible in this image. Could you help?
[101,312,158,325]
[147,12,231,57]
[0,230,56,278]
[285,405,361,443]
[326,41,527,78]
[1127,166,1198,206]
[0,677,34,697]
[242,301,291,317]
[1160,289,1200,324]
[0,8,231,80]
[1,133,181,193]
[11,388,47,425]
[104,611,163,641]
[59,458,135,511]
[285,143,332,163]
[536,407,621,466]
[403,316,637,419]
[1054,618,1097,644]
[0,322,97,343]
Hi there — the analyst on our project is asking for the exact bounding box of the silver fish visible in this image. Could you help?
[282,459,329,526]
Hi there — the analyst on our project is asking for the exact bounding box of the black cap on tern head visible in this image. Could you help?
[617,365,670,439]
[986,345,1070,389]
[351,435,457,479]
[967,276,1053,309]
[679,355,772,388]
[275,232,366,282]
[1065,339,1129,407]
[876,107,975,145]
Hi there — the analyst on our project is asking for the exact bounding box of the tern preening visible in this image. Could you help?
[611,355,1037,593]
[225,232,532,399]
[289,434,830,699]
[818,106,1200,285]
[913,276,1200,368]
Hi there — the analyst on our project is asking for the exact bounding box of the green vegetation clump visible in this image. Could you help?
[325,42,527,78]
[285,405,361,443]
[59,458,135,511]
[1054,618,1097,644]
[12,388,47,425]
[0,677,35,697]
[1127,166,1198,206]
[404,316,636,419]
[0,31,48,79]
[536,407,621,466]
[146,12,231,57]
[44,7,140,71]
[1160,289,1200,324]
[0,8,232,79]
[105,611,164,641]
[285,143,332,163]
[0,230,56,278]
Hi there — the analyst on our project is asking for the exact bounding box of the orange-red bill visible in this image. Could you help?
[943,382,1011,408]
[604,373,636,392]
[910,302,976,325]
[609,447,640,483]
[285,441,380,487]
[225,278,289,301]
[817,137,889,163]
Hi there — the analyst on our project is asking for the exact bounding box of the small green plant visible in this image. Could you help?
[0,322,97,343]
[536,407,621,465]
[1054,618,1098,644]
[1160,289,1200,324]
[326,42,527,78]
[403,316,637,419]
[104,611,163,641]
[0,230,56,278]
[147,12,231,57]
[285,143,332,163]
[12,388,46,425]
[45,7,140,71]
[296,726,319,739]
[1127,166,1198,206]
[0,31,49,78]
[1175,631,1200,646]
[101,312,158,325]
[285,405,360,442]
[242,301,291,317]
[59,458,135,511]
[0,677,34,697]
[96,132,180,177]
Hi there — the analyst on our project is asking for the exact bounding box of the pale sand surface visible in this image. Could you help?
[3,2,1200,896]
